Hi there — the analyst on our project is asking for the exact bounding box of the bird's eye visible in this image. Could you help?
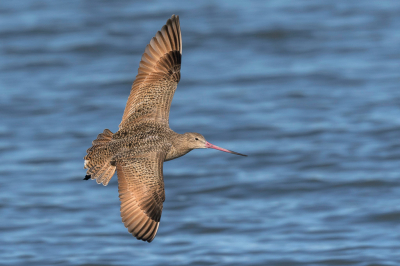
[195,138,199,140]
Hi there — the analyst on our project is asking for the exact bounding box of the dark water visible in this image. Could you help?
[1,1,400,265]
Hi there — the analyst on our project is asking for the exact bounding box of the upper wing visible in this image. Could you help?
[119,15,182,129]
[116,151,165,242]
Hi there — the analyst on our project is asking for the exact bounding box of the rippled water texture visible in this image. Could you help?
[1,1,400,265]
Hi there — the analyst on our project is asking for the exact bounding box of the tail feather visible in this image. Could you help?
[92,129,113,145]
[84,129,116,186]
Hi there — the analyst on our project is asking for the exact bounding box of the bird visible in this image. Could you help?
[83,14,246,243]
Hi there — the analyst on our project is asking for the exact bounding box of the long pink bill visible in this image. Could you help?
[205,142,247,157]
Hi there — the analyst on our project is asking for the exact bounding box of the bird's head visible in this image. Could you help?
[183,132,247,156]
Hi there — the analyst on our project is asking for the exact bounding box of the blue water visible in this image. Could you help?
[1,1,400,265]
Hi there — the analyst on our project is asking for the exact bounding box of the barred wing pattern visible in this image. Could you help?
[119,15,182,128]
[116,152,166,242]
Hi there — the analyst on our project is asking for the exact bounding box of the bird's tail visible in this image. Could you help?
[84,129,116,186]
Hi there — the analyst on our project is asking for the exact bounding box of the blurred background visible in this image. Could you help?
[1,0,400,265]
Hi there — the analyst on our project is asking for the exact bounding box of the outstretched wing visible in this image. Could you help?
[119,15,182,129]
[116,151,165,242]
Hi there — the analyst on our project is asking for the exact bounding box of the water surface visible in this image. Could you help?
[1,1,400,265]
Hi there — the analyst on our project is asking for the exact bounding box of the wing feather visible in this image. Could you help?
[119,15,182,128]
[116,152,165,242]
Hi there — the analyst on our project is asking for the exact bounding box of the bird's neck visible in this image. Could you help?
[165,133,192,161]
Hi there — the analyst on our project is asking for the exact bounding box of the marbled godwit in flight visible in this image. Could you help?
[84,15,246,242]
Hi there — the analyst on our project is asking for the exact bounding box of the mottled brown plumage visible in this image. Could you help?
[84,15,246,243]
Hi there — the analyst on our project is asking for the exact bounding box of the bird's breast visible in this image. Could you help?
[165,145,192,161]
